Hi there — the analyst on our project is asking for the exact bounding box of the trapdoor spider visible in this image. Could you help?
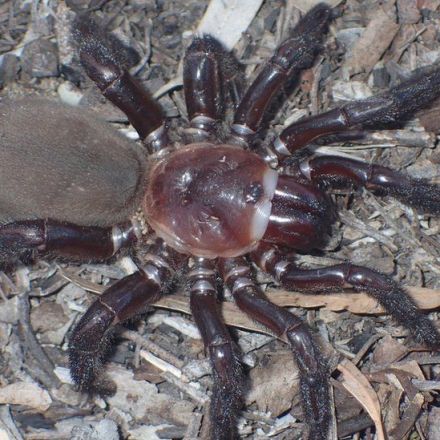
[1,3,440,439]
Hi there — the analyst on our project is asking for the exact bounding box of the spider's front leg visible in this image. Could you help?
[273,67,440,155]
[183,36,226,139]
[297,154,440,214]
[232,3,333,142]
[252,243,440,350]
[69,241,175,388]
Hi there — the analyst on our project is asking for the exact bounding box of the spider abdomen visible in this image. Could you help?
[0,98,147,227]
[144,144,278,258]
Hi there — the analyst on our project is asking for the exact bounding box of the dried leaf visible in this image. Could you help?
[371,361,426,436]
[106,364,195,424]
[389,392,424,439]
[337,359,386,440]
[397,0,421,24]
[262,286,440,315]
[246,352,300,415]
[371,335,408,367]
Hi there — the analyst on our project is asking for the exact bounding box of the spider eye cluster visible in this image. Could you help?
[245,182,264,204]
[143,143,278,258]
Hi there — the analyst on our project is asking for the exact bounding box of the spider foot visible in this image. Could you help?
[72,14,135,85]
[233,2,332,137]
[275,65,440,154]
[69,347,106,390]
[285,327,331,440]
[69,270,165,388]
[68,299,114,389]
[374,178,440,215]
[299,369,332,440]
[188,258,244,439]
[268,255,440,350]
[358,278,440,350]
[219,257,333,440]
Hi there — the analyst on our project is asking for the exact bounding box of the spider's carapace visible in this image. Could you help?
[144,143,278,258]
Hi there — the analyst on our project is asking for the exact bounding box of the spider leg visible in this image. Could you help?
[69,245,174,388]
[183,37,227,140]
[232,3,332,142]
[252,243,440,349]
[218,257,331,440]
[188,258,243,440]
[297,155,440,214]
[0,219,138,261]
[73,15,169,153]
[274,67,440,155]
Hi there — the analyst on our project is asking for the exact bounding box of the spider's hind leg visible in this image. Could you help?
[73,15,168,153]
[0,219,138,262]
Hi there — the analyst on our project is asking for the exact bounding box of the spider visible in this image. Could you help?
[1,3,440,439]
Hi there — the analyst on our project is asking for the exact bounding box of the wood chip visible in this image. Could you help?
[337,359,386,440]
[343,7,399,76]
[0,382,52,412]
[197,0,265,50]
[245,352,300,416]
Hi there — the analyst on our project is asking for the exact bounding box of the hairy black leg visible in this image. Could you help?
[298,155,440,214]
[69,248,173,388]
[0,219,139,261]
[218,257,331,440]
[183,36,226,140]
[232,3,332,142]
[252,243,440,349]
[73,15,169,153]
[188,258,243,440]
[274,67,440,155]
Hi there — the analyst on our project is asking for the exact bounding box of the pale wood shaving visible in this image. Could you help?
[197,0,264,50]
[0,382,52,412]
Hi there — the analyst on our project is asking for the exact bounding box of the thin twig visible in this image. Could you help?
[17,292,61,389]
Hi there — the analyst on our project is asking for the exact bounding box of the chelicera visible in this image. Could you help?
[1,3,440,439]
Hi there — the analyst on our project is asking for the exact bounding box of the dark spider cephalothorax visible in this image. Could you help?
[1,3,440,439]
